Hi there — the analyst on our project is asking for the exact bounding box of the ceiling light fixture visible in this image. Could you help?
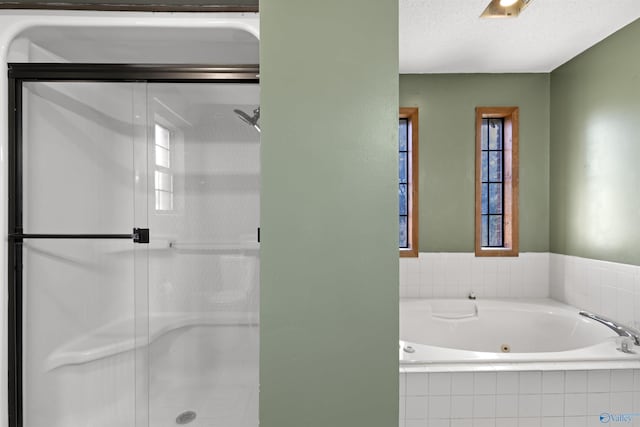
[481,0,533,18]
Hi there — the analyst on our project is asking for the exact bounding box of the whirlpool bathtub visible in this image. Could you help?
[399,299,640,370]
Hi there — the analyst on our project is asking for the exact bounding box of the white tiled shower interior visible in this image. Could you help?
[399,253,640,426]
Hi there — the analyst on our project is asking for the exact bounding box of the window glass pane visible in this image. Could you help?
[481,183,488,215]
[489,183,502,214]
[399,119,408,151]
[155,146,170,168]
[489,215,503,247]
[488,119,502,150]
[489,151,502,182]
[399,184,407,216]
[399,216,408,248]
[155,171,173,192]
[481,151,488,182]
[155,190,173,211]
[399,152,407,183]
[481,215,488,247]
[481,120,488,150]
[155,124,170,150]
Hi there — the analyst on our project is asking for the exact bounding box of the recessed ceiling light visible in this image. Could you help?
[481,0,533,18]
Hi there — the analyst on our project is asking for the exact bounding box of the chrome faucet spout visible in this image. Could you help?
[579,311,640,346]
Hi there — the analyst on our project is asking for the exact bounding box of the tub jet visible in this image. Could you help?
[176,410,197,425]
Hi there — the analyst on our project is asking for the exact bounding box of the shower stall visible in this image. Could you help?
[7,62,260,427]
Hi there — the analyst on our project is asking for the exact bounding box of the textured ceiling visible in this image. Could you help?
[400,0,640,73]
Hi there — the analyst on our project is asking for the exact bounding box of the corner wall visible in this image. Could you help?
[400,74,550,253]
[260,2,399,427]
[550,18,640,266]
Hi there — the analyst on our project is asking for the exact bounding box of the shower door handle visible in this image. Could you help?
[8,227,150,243]
[133,228,149,244]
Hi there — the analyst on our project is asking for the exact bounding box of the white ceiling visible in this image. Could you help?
[400,0,640,73]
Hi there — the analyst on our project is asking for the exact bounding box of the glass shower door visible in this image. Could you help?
[145,83,260,427]
[15,76,260,427]
[19,81,148,427]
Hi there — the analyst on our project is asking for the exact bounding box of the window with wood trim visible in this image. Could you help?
[399,107,419,257]
[475,107,519,257]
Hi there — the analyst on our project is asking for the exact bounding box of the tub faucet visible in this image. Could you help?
[579,311,640,346]
[468,292,476,300]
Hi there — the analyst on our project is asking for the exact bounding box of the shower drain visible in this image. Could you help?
[176,411,197,425]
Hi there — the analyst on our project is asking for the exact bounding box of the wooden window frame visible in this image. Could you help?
[475,106,519,257]
[400,107,419,258]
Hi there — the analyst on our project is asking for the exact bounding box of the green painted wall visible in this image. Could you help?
[550,19,640,266]
[260,2,399,427]
[399,74,550,253]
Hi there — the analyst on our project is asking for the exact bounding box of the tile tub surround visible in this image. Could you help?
[400,253,550,299]
[550,254,640,331]
[399,369,640,427]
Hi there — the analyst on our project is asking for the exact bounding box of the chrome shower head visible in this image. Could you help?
[233,107,260,133]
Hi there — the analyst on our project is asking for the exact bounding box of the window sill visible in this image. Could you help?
[400,247,418,258]
[475,247,519,257]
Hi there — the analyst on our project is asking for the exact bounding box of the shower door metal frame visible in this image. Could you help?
[7,63,259,427]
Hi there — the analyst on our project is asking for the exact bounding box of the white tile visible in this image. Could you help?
[564,416,587,427]
[541,394,564,417]
[474,373,497,395]
[452,373,474,395]
[601,286,618,319]
[517,418,541,427]
[473,395,496,418]
[451,420,473,427]
[408,272,421,287]
[495,418,518,427]
[519,371,542,394]
[540,417,564,427]
[588,370,611,392]
[495,394,518,418]
[634,391,640,412]
[400,395,406,422]
[407,258,420,276]
[472,418,496,427]
[611,369,635,392]
[451,395,474,419]
[429,373,452,396]
[405,396,428,420]
[542,371,564,394]
[400,373,406,396]
[405,420,426,427]
[426,420,449,427]
[497,372,518,394]
[518,394,541,418]
[618,291,635,325]
[564,393,587,416]
[586,392,609,415]
[406,373,428,396]
[610,391,634,414]
[428,395,451,419]
[565,370,587,393]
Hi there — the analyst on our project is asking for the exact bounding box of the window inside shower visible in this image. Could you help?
[7,64,260,427]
